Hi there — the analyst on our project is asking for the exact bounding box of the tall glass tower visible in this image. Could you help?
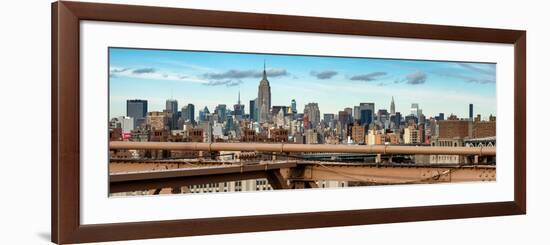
[126,99,148,129]
[165,99,178,130]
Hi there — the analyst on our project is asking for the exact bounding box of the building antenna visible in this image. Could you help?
[262,59,267,79]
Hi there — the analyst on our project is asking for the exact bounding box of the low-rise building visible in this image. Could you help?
[187,128,204,142]
[270,128,289,142]
[110,116,134,133]
[429,137,465,164]
[404,125,420,144]
[366,129,383,145]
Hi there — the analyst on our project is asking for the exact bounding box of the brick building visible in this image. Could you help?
[270,128,289,142]
[146,111,170,130]
[437,120,496,139]
[386,132,400,144]
[109,128,122,141]
[437,120,470,138]
[241,128,257,142]
[351,122,366,144]
[472,121,496,138]
[187,128,204,142]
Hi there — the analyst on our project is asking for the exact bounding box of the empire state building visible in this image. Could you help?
[257,63,271,123]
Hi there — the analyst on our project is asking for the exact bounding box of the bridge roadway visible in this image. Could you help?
[109,159,496,194]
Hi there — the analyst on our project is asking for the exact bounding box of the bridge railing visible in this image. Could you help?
[109,141,496,156]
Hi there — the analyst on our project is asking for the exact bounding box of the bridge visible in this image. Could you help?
[109,142,496,194]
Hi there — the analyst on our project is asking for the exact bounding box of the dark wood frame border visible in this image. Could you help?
[52,1,526,244]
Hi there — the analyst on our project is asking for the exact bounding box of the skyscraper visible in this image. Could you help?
[360,109,373,126]
[323,113,335,128]
[353,106,360,121]
[214,104,227,123]
[391,112,402,129]
[257,63,271,123]
[377,109,389,125]
[411,103,419,118]
[304,103,320,128]
[344,107,353,118]
[469,104,474,120]
[249,99,256,121]
[303,114,310,129]
[355,103,374,126]
[126,99,148,129]
[165,99,179,130]
[338,110,351,135]
[390,96,396,115]
[291,99,297,114]
[199,106,210,122]
[435,112,445,121]
[233,91,245,120]
[181,103,195,123]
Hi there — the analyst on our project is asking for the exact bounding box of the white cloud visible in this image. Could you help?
[109,66,207,84]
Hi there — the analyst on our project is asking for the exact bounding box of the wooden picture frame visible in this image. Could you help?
[51,1,526,244]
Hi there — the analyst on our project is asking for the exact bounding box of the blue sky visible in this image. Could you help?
[109,47,496,119]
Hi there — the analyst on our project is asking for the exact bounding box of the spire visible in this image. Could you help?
[262,60,267,80]
[390,96,396,115]
[238,90,241,105]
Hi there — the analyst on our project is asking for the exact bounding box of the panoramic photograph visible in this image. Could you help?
[108,47,497,196]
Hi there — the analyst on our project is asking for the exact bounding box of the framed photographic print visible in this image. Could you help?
[52,1,526,244]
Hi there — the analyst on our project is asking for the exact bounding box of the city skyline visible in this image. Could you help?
[109,47,496,119]
[108,48,497,197]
